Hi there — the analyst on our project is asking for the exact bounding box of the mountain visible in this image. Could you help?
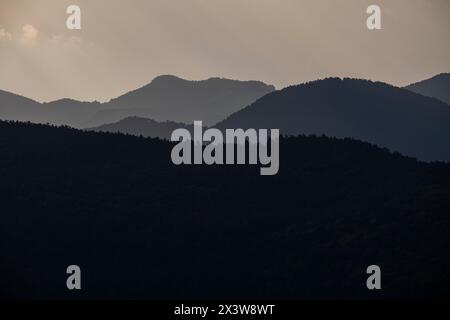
[40,98,103,126]
[404,73,450,105]
[0,76,275,128]
[82,75,275,127]
[0,90,41,121]
[1,120,449,299]
[217,78,450,162]
[0,90,104,127]
[87,116,190,140]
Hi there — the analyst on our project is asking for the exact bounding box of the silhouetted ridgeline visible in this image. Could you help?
[405,73,450,105]
[86,116,191,140]
[92,75,275,127]
[0,75,275,128]
[218,78,450,162]
[0,121,449,299]
[0,89,103,127]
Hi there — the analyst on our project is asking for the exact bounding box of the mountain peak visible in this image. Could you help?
[151,75,185,84]
[430,73,450,80]
[105,75,275,126]
[0,89,40,105]
[218,77,450,161]
[404,73,450,105]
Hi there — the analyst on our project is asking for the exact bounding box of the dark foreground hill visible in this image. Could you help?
[218,78,450,162]
[0,121,449,299]
[405,73,450,105]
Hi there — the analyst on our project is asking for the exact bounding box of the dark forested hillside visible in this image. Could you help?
[218,78,450,162]
[0,120,449,299]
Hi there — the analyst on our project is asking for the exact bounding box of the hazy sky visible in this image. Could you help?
[0,0,449,102]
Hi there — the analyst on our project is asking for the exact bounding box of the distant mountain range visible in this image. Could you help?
[216,78,450,161]
[0,75,275,128]
[0,90,103,126]
[404,73,450,105]
[87,76,450,161]
[2,74,450,161]
[88,75,275,127]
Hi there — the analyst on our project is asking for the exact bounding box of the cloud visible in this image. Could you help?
[22,24,38,40]
[0,28,12,41]
[0,25,40,43]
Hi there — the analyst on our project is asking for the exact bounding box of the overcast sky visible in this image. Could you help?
[0,0,449,102]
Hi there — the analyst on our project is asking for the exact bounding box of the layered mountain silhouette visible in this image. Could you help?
[87,116,191,140]
[1,120,449,299]
[84,75,275,127]
[2,75,450,161]
[404,73,450,105]
[0,90,104,127]
[217,78,450,161]
[0,76,275,128]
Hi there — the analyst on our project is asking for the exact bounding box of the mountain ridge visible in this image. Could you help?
[217,77,450,161]
[404,73,450,105]
[0,76,275,128]
[99,75,275,127]
[87,116,191,140]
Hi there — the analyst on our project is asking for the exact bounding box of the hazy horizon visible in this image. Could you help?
[1,0,449,102]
